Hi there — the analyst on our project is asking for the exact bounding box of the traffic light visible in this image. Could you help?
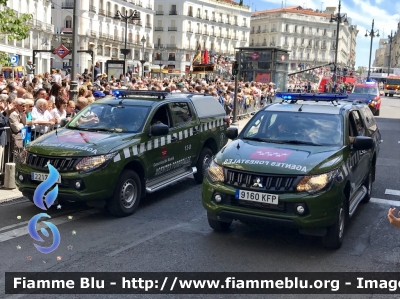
[232,62,239,76]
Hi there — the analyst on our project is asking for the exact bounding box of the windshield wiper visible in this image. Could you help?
[280,140,323,146]
[243,137,285,144]
[243,136,269,142]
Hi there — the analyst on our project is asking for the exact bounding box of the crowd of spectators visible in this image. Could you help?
[0,62,363,168]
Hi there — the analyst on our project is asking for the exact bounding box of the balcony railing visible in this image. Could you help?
[233,36,238,40]
[271,28,277,32]
[154,27,163,31]
[146,4,152,9]
[166,44,177,48]
[196,13,202,19]
[321,45,326,49]
[100,33,107,39]
[168,27,177,31]
[145,23,152,29]
[62,2,73,8]
[36,20,43,29]
[107,11,113,18]
[90,30,97,37]
[45,24,53,32]
[89,5,96,13]
[211,17,216,22]
[195,30,202,34]
[242,23,248,27]
[169,10,178,15]
[203,31,208,35]
[188,12,193,17]
[270,42,275,46]
[283,43,289,48]
[98,9,106,16]
[187,29,193,33]
[241,38,247,42]
[256,29,261,33]
[262,29,268,33]
[156,11,163,15]
[250,30,255,34]
[204,16,209,20]
[233,22,238,26]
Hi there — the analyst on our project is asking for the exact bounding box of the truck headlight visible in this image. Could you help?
[207,159,225,183]
[296,169,339,194]
[75,152,117,172]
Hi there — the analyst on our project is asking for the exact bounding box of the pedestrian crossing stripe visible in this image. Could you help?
[113,117,225,163]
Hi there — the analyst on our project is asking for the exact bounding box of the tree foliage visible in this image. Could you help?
[0,0,32,66]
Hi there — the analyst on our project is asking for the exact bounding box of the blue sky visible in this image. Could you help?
[246,0,400,69]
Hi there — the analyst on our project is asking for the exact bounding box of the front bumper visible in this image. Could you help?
[15,163,119,202]
[202,176,343,231]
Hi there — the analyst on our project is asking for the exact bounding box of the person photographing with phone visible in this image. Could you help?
[388,208,400,229]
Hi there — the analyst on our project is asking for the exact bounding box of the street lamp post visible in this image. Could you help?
[387,31,394,75]
[365,19,380,80]
[114,10,140,75]
[140,36,146,78]
[329,0,347,86]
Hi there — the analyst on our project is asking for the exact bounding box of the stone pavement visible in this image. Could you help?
[0,115,254,204]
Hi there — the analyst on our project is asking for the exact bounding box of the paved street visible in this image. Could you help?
[0,96,399,298]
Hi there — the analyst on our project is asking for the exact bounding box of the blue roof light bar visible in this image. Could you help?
[275,92,349,103]
[112,90,170,99]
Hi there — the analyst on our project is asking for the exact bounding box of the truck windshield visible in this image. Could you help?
[242,111,343,146]
[68,103,150,133]
[352,86,378,95]
[386,79,400,85]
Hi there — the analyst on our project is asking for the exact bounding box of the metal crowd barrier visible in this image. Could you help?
[0,125,57,187]
[233,96,277,119]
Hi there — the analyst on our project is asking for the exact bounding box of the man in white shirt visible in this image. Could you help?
[31,98,59,135]
[52,69,62,85]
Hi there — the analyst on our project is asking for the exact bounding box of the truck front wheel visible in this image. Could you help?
[322,198,346,250]
[107,170,141,217]
[193,147,213,184]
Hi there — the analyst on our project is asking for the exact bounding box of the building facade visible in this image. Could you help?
[250,6,358,73]
[51,0,153,76]
[390,23,400,68]
[0,0,54,75]
[153,0,251,76]
[372,39,388,68]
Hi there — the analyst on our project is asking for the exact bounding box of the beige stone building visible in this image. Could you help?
[250,6,358,73]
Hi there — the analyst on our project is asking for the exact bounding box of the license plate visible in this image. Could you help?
[31,172,61,184]
[235,190,279,205]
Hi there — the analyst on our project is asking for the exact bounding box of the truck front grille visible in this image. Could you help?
[26,153,79,172]
[225,169,299,192]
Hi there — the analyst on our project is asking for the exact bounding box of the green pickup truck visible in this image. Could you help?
[202,93,382,249]
[16,91,229,216]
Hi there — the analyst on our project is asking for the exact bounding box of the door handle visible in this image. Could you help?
[171,136,179,142]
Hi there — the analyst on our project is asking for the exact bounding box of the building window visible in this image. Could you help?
[65,16,72,28]
[323,29,326,36]
[168,53,175,61]
[285,24,289,32]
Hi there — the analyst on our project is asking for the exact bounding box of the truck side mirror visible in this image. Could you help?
[150,123,169,137]
[60,118,69,127]
[225,127,238,140]
[353,136,373,150]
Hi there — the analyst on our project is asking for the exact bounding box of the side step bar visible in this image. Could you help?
[349,186,367,217]
[146,167,197,193]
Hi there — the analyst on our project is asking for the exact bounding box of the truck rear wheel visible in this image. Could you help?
[322,198,346,249]
[362,167,373,203]
[193,147,213,184]
[107,170,141,217]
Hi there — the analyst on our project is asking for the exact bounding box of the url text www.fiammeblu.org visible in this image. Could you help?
[122,277,341,291]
